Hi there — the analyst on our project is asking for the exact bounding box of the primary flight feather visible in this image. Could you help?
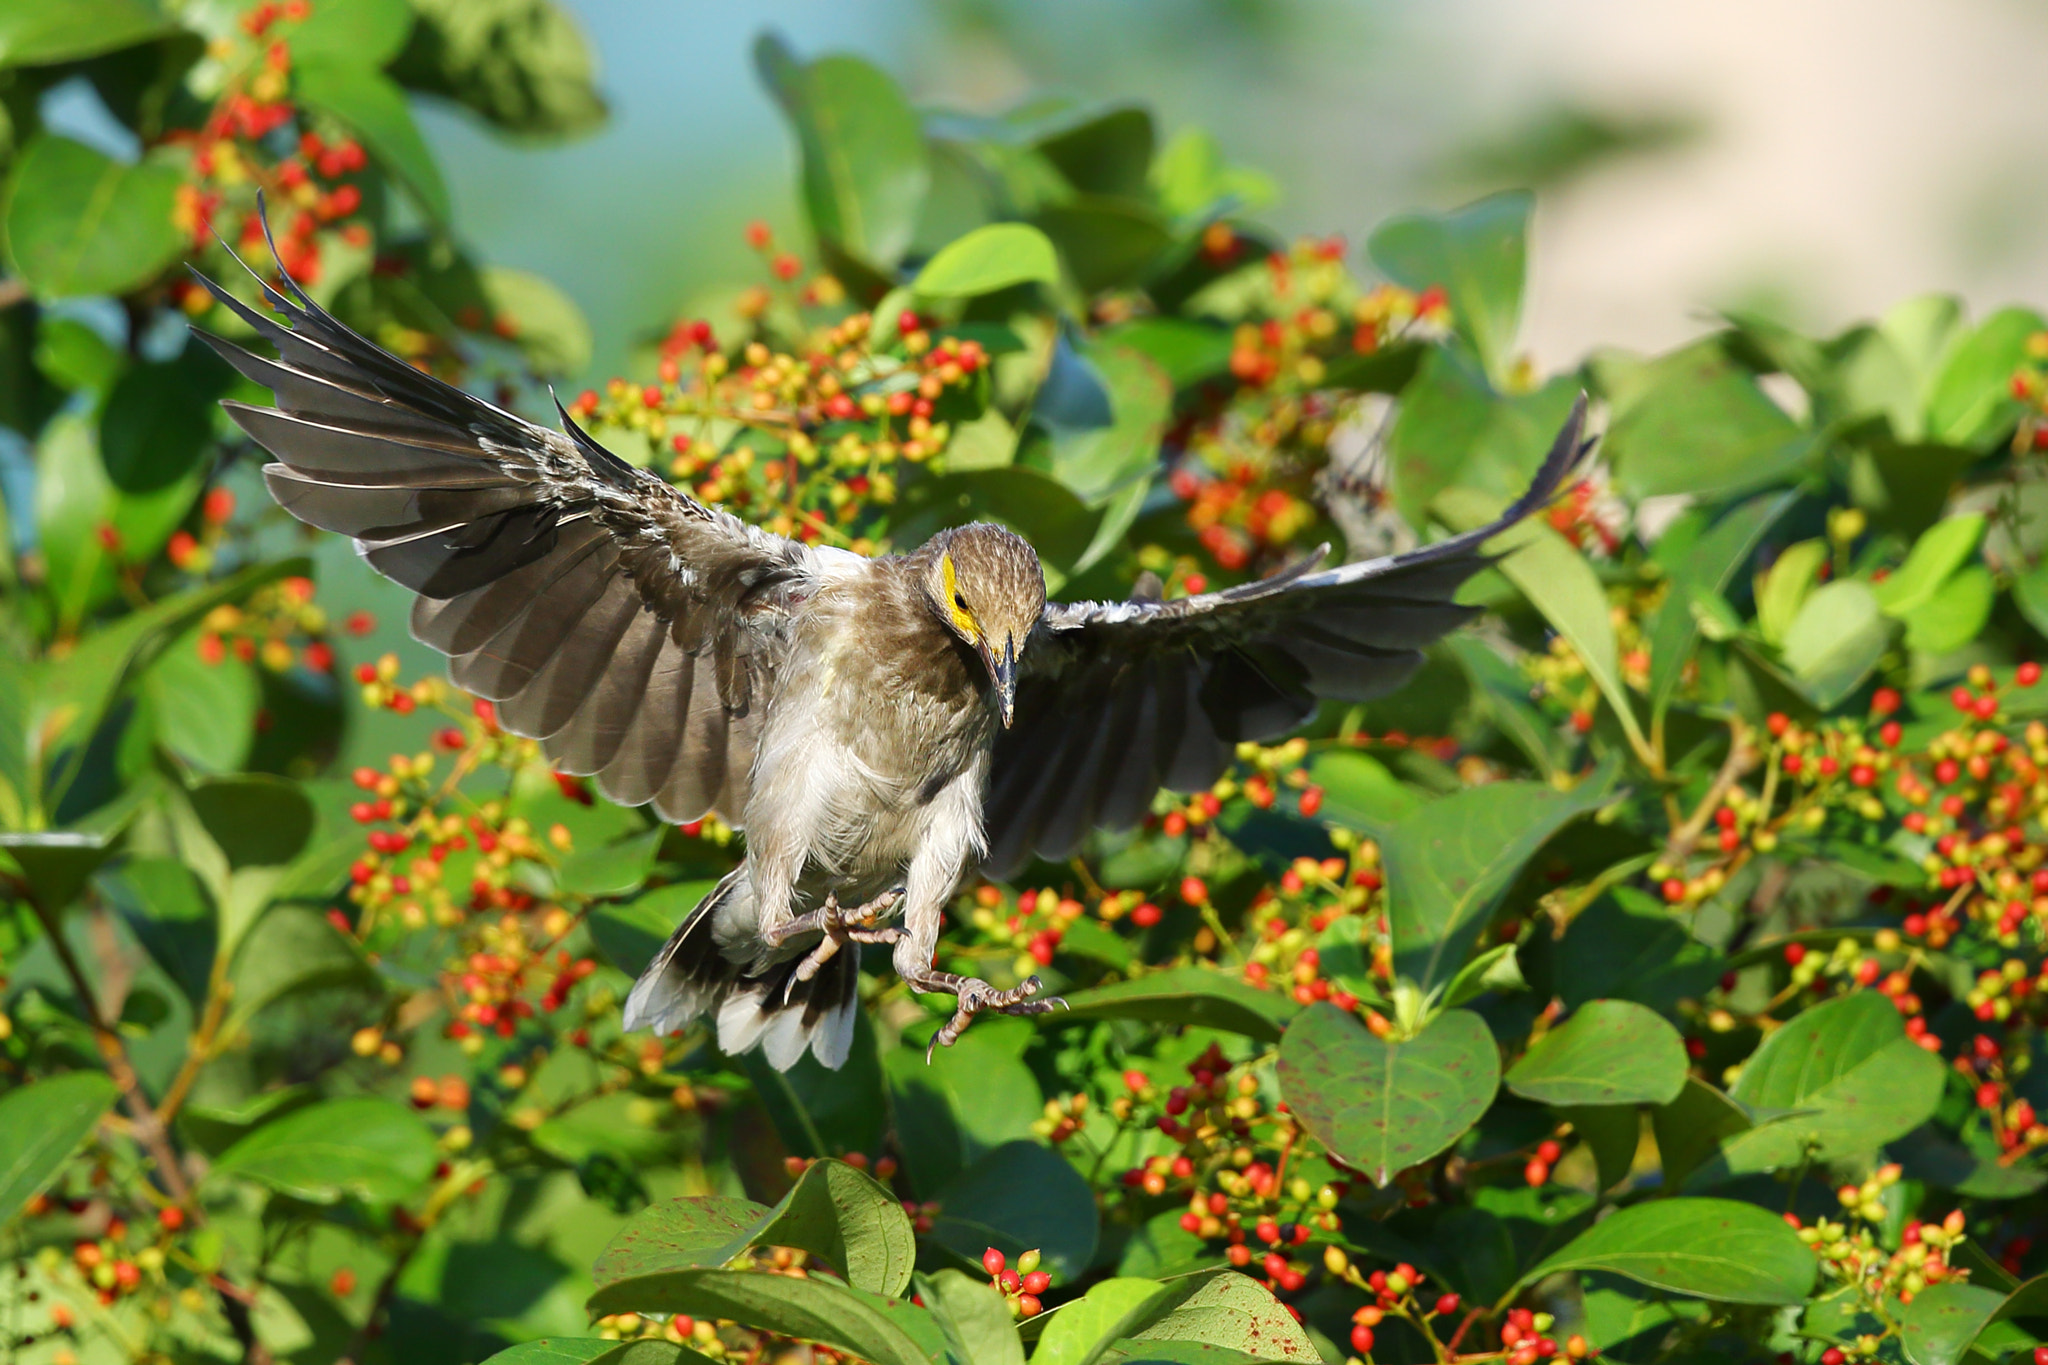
[194,245,1587,1071]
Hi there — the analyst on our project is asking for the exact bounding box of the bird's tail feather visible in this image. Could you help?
[621,869,858,1072]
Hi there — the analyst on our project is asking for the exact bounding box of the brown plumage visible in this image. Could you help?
[196,240,1588,1071]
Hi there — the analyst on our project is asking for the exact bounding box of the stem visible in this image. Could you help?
[334,1159,492,1365]
[1662,719,1758,866]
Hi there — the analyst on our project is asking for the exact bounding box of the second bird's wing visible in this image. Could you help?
[982,396,1588,875]
[197,248,817,826]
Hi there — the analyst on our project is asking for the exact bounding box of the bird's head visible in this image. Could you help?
[924,523,1046,727]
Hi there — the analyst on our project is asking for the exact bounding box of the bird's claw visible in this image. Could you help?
[924,975,1065,1062]
[772,889,907,999]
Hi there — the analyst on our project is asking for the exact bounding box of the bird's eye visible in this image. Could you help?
[954,592,968,609]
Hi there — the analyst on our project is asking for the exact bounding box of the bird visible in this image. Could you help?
[192,237,1588,1073]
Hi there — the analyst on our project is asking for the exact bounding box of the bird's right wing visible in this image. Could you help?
[195,248,817,826]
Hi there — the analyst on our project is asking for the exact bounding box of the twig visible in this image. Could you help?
[1662,719,1758,866]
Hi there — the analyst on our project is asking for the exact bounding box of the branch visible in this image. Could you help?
[1661,718,1759,866]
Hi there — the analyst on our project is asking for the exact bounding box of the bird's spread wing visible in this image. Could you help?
[982,396,1588,875]
[195,246,816,826]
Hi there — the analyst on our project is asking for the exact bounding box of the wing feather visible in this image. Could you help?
[983,395,1588,876]
[200,238,814,827]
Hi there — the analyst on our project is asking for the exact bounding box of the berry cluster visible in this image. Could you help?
[980,1247,1052,1318]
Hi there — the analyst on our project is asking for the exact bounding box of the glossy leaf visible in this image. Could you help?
[211,1097,437,1204]
[1369,191,1530,380]
[294,59,451,223]
[915,224,1059,298]
[1722,991,1946,1171]
[926,1269,1025,1365]
[1644,491,1795,725]
[1872,514,1985,617]
[755,35,927,269]
[930,1141,1098,1281]
[4,137,184,298]
[481,266,593,377]
[0,1072,120,1227]
[1601,342,1813,499]
[1899,1282,2006,1365]
[1755,539,1827,647]
[556,827,664,898]
[1926,306,2046,447]
[1381,770,1616,991]
[1120,1271,1318,1364]
[1782,580,1889,709]
[1277,1004,1499,1187]
[0,0,172,66]
[189,775,315,870]
[1520,1198,1816,1304]
[1505,1000,1687,1108]
[0,829,123,912]
[587,1266,945,1365]
[1053,966,1295,1041]
[1029,1278,1166,1365]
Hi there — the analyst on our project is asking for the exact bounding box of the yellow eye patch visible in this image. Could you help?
[940,553,980,642]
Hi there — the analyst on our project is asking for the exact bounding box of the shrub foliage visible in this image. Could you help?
[9,7,2048,1365]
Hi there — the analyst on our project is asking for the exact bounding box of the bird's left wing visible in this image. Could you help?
[982,395,1588,875]
[194,246,817,826]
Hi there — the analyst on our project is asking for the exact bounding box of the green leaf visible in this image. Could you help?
[1601,342,1813,499]
[4,137,185,298]
[481,266,593,377]
[1645,492,1795,726]
[0,1072,120,1227]
[1368,191,1530,380]
[99,351,227,493]
[106,858,216,1005]
[1034,105,1155,198]
[1100,318,1233,389]
[1381,769,1615,991]
[755,35,928,270]
[478,1341,635,1365]
[587,1266,945,1365]
[1449,500,1648,760]
[929,1141,1098,1281]
[36,410,201,627]
[1925,306,2046,447]
[137,634,259,773]
[224,905,378,1036]
[744,1009,887,1159]
[1035,198,1176,294]
[1560,1105,1640,1194]
[926,1269,1025,1365]
[1899,1282,2007,1365]
[1506,1000,1687,1107]
[1782,580,1890,709]
[1120,1271,1318,1363]
[1393,354,1578,526]
[915,224,1060,298]
[555,827,663,898]
[596,1159,913,1297]
[1901,566,1993,654]
[288,0,413,67]
[1722,991,1946,1171]
[1439,942,1524,1011]
[1873,514,1985,617]
[1277,1004,1499,1187]
[0,829,123,912]
[211,1097,436,1204]
[1029,1278,1165,1365]
[887,1022,1042,1195]
[1650,1080,1753,1189]
[1518,1197,1815,1304]
[1052,966,1295,1041]
[391,0,608,140]
[1552,889,1722,1015]
[1301,748,1418,831]
[0,0,172,67]
[1755,540,1827,647]
[1043,346,1171,506]
[294,58,451,223]
[1151,126,1276,219]
[190,775,315,869]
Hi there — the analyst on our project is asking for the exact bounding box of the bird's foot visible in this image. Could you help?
[769,889,907,995]
[916,971,1067,1062]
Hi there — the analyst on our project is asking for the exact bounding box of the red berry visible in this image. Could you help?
[1131,901,1162,928]
[1766,711,1790,736]
[2021,662,2042,687]
[1351,1325,1375,1354]
[1180,876,1208,906]
[1871,686,1901,716]
[1434,1293,1460,1317]
[982,1247,1005,1276]
[1021,1271,1050,1294]
[1785,943,1807,965]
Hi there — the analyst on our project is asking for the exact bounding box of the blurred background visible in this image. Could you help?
[417,0,2048,381]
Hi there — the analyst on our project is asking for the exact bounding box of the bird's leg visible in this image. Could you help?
[767,889,907,993]
[906,966,1066,1062]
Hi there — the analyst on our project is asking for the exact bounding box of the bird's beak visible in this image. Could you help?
[990,635,1017,728]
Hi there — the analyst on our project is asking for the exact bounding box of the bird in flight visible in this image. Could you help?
[195,243,1585,1072]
